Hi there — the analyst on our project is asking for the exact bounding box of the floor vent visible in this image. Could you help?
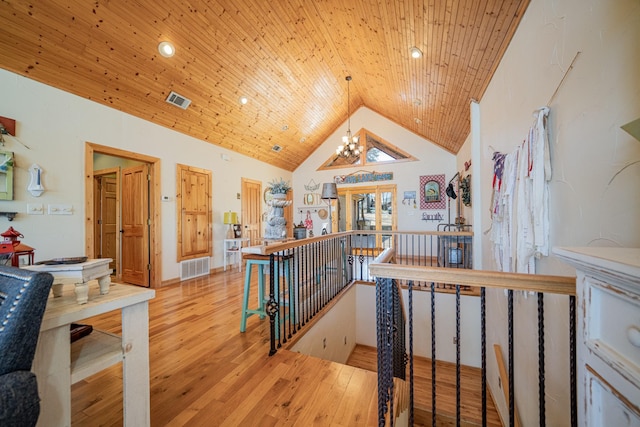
[165,91,192,110]
[180,257,210,280]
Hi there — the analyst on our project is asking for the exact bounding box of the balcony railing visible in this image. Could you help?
[370,254,577,427]
[261,230,475,354]
[260,231,575,425]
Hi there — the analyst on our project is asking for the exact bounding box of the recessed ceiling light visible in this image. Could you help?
[414,117,422,124]
[239,96,248,105]
[413,99,422,106]
[299,137,306,143]
[281,125,289,131]
[410,46,423,59]
[158,41,175,58]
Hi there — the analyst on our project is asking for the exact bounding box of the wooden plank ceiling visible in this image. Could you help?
[0,0,529,171]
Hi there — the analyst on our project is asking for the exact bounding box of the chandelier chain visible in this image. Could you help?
[336,75,363,159]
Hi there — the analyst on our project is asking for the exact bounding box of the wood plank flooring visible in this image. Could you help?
[347,345,502,427]
[70,270,500,426]
[70,270,379,426]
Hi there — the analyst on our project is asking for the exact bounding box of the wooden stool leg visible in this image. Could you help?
[258,264,265,319]
[240,261,253,332]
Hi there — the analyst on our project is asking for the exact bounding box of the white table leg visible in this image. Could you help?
[74,281,89,304]
[52,283,63,297]
[33,326,72,427]
[121,301,151,427]
[98,274,111,294]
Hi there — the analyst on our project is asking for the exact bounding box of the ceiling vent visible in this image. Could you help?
[271,145,282,152]
[165,91,191,110]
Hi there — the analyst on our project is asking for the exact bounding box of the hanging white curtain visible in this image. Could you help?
[490,107,550,273]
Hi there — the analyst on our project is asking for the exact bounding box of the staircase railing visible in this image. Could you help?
[261,231,472,355]
[370,258,577,427]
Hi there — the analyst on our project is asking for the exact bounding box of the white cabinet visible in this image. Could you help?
[224,238,250,272]
[33,282,155,427]
[555,247,640,427]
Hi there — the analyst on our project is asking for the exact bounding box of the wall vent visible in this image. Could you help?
[180,256,210,280]
[165,91,192,110]
[271,144,282,152]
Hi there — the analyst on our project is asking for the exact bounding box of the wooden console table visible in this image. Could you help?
[32,282,155,427]
[24,258,112,304]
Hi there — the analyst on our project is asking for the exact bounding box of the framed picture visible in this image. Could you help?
[423,181,440,202]
[419,174,445,209]
[0,151,14,201]
[233,224,242,238]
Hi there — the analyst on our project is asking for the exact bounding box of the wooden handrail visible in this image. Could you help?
[260,231,351,254]
[369,263,576,296]
[259,229,472,255]
[372,247,395,264]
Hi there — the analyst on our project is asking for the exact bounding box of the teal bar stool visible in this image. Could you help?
[240,253,293,334]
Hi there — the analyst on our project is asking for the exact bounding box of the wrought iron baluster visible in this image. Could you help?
[508,289,514,427]
[481,287,487,427]
[538,292,545,426]
[456,283,461,426]
[431,281,436,427]
[408,280,414,426]
[570,295,577,427]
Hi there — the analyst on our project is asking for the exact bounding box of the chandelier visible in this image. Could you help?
[336,76,363,158]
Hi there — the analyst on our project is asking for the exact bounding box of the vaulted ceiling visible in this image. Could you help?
[0,0,529,171]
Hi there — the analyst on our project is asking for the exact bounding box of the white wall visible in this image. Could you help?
[473,0,640,424]
[290,285,357,363]
[0,69,291,282]
[292,107,458,236]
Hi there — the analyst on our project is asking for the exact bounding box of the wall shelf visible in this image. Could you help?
[0,212,17,221]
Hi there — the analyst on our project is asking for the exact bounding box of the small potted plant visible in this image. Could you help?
[267,178,291,198]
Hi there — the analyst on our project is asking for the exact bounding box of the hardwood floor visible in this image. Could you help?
[71,270,379,426]
[347,346,502,427]
[70,270,500,426]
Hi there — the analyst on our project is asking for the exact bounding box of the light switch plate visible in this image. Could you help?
[27,203,44,215]
[48,204,73,215]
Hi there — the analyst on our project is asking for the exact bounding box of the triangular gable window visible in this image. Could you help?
[319,128,417,170]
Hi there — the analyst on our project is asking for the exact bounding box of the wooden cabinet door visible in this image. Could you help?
[121,164,149,286]
[177,164,212,260]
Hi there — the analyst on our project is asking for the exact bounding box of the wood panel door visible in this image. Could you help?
[93,169,119,274]
[285,190,293,237]
[241,178,262,246]
[176,164,212,261]
[121,164,150,286]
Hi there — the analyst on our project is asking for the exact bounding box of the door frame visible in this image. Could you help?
[93,167,120,280]
[85,142,162,287]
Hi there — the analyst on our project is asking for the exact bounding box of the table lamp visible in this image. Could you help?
[320,183,338,233]
[223,211,238,239]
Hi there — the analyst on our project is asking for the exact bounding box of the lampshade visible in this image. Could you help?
[223,211,238,224]
[321,183,338,200]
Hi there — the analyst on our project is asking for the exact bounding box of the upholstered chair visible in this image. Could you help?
[0,265,54,427]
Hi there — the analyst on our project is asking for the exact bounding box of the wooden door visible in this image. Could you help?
[121,164,150,286]
[93,170,119,274]
[177,164,212,260]
[285,190,293,237]
[241,178,262,246]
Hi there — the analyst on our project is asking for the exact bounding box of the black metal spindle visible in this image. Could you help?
[538,292,545,426]
[408,280,414,426]
[570,295,577,427]
[456,283,461,426]
[431,281,436,427]
[508,289,514,427]
[267,253,277,355]
[481,286,487,427]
